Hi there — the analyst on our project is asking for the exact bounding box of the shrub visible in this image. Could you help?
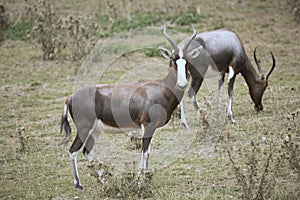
[25,0,99,62]
[288,0,300,22]
[88,159,154,199]
[225,139,282,199]
[280,109,300,180]
[27,0,64,60]
[62,15,99,62]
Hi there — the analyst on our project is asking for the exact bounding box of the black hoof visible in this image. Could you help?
[228,116,236,124]
[75,184,83,190]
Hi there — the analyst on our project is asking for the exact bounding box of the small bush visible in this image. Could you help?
[25,0,99,63]
[27,0,64,60]
[62,15,99,62]
[280,109,300,180]
[225,139,282,200]
[88,160,154,199]
[288,0,300,22]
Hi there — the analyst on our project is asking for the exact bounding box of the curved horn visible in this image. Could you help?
[265,51,276,80]
[183,24,197,50]
[254,47,262,74]
[163,24,179,52]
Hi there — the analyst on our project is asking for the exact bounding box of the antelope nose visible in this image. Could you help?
[176,80,188,90]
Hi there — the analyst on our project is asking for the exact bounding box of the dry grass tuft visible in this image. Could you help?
[88,159,154,199]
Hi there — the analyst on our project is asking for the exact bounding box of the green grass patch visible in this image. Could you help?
[102,43,134,55]
[5,19,32,41]
[116,12,160,30]
[171,11,205,26]
[97,11,206,38]
[142,47,161,57]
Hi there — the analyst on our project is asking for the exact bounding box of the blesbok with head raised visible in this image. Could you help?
[176,28,276,127]
[60,24,202,189]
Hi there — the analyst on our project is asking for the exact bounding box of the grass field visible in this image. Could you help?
[1,0,299,199]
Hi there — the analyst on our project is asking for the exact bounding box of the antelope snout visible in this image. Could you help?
[176,80,188,90]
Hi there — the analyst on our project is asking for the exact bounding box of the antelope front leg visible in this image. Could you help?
[218,74,225,103]
[227,67,236,123]
[227,96,236,123]
[180,101,189,129]
[139,141,151,175]
[188,76,203,111]
[137,140,151,187]
[138,125,153,177]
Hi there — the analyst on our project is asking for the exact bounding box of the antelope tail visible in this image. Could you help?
[60,97,72,148]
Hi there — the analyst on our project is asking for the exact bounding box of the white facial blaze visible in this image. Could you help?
[176,51,188,88]
[179,49,183,58]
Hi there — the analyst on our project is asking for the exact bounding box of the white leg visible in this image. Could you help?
[84,130,100,162]
[85,149,94,162]
[83,119,102,162]
[218,75,224,94]
[141,124,145,137]
[227,66,236,123]
[139,152,144,174]
[139,124,145,172]
[227,96,236,123]
[227,96,233,117]
[70,151,83,189]
[145,143,151,169]
[180,100,189,129]
[228,66,234,83]
[138,124,153,177]
[139,143,151,174]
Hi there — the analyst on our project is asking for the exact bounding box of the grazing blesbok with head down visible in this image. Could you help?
[60,24,202,189]
[176,29,276,126]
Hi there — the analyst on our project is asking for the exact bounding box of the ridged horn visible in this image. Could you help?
[265,51,276,80]
[183,24,197,50]
[163,24,179,53]
[254,47,262,74]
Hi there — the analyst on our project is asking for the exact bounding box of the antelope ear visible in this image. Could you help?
[159,46,172,59]
[189,46,203,59]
